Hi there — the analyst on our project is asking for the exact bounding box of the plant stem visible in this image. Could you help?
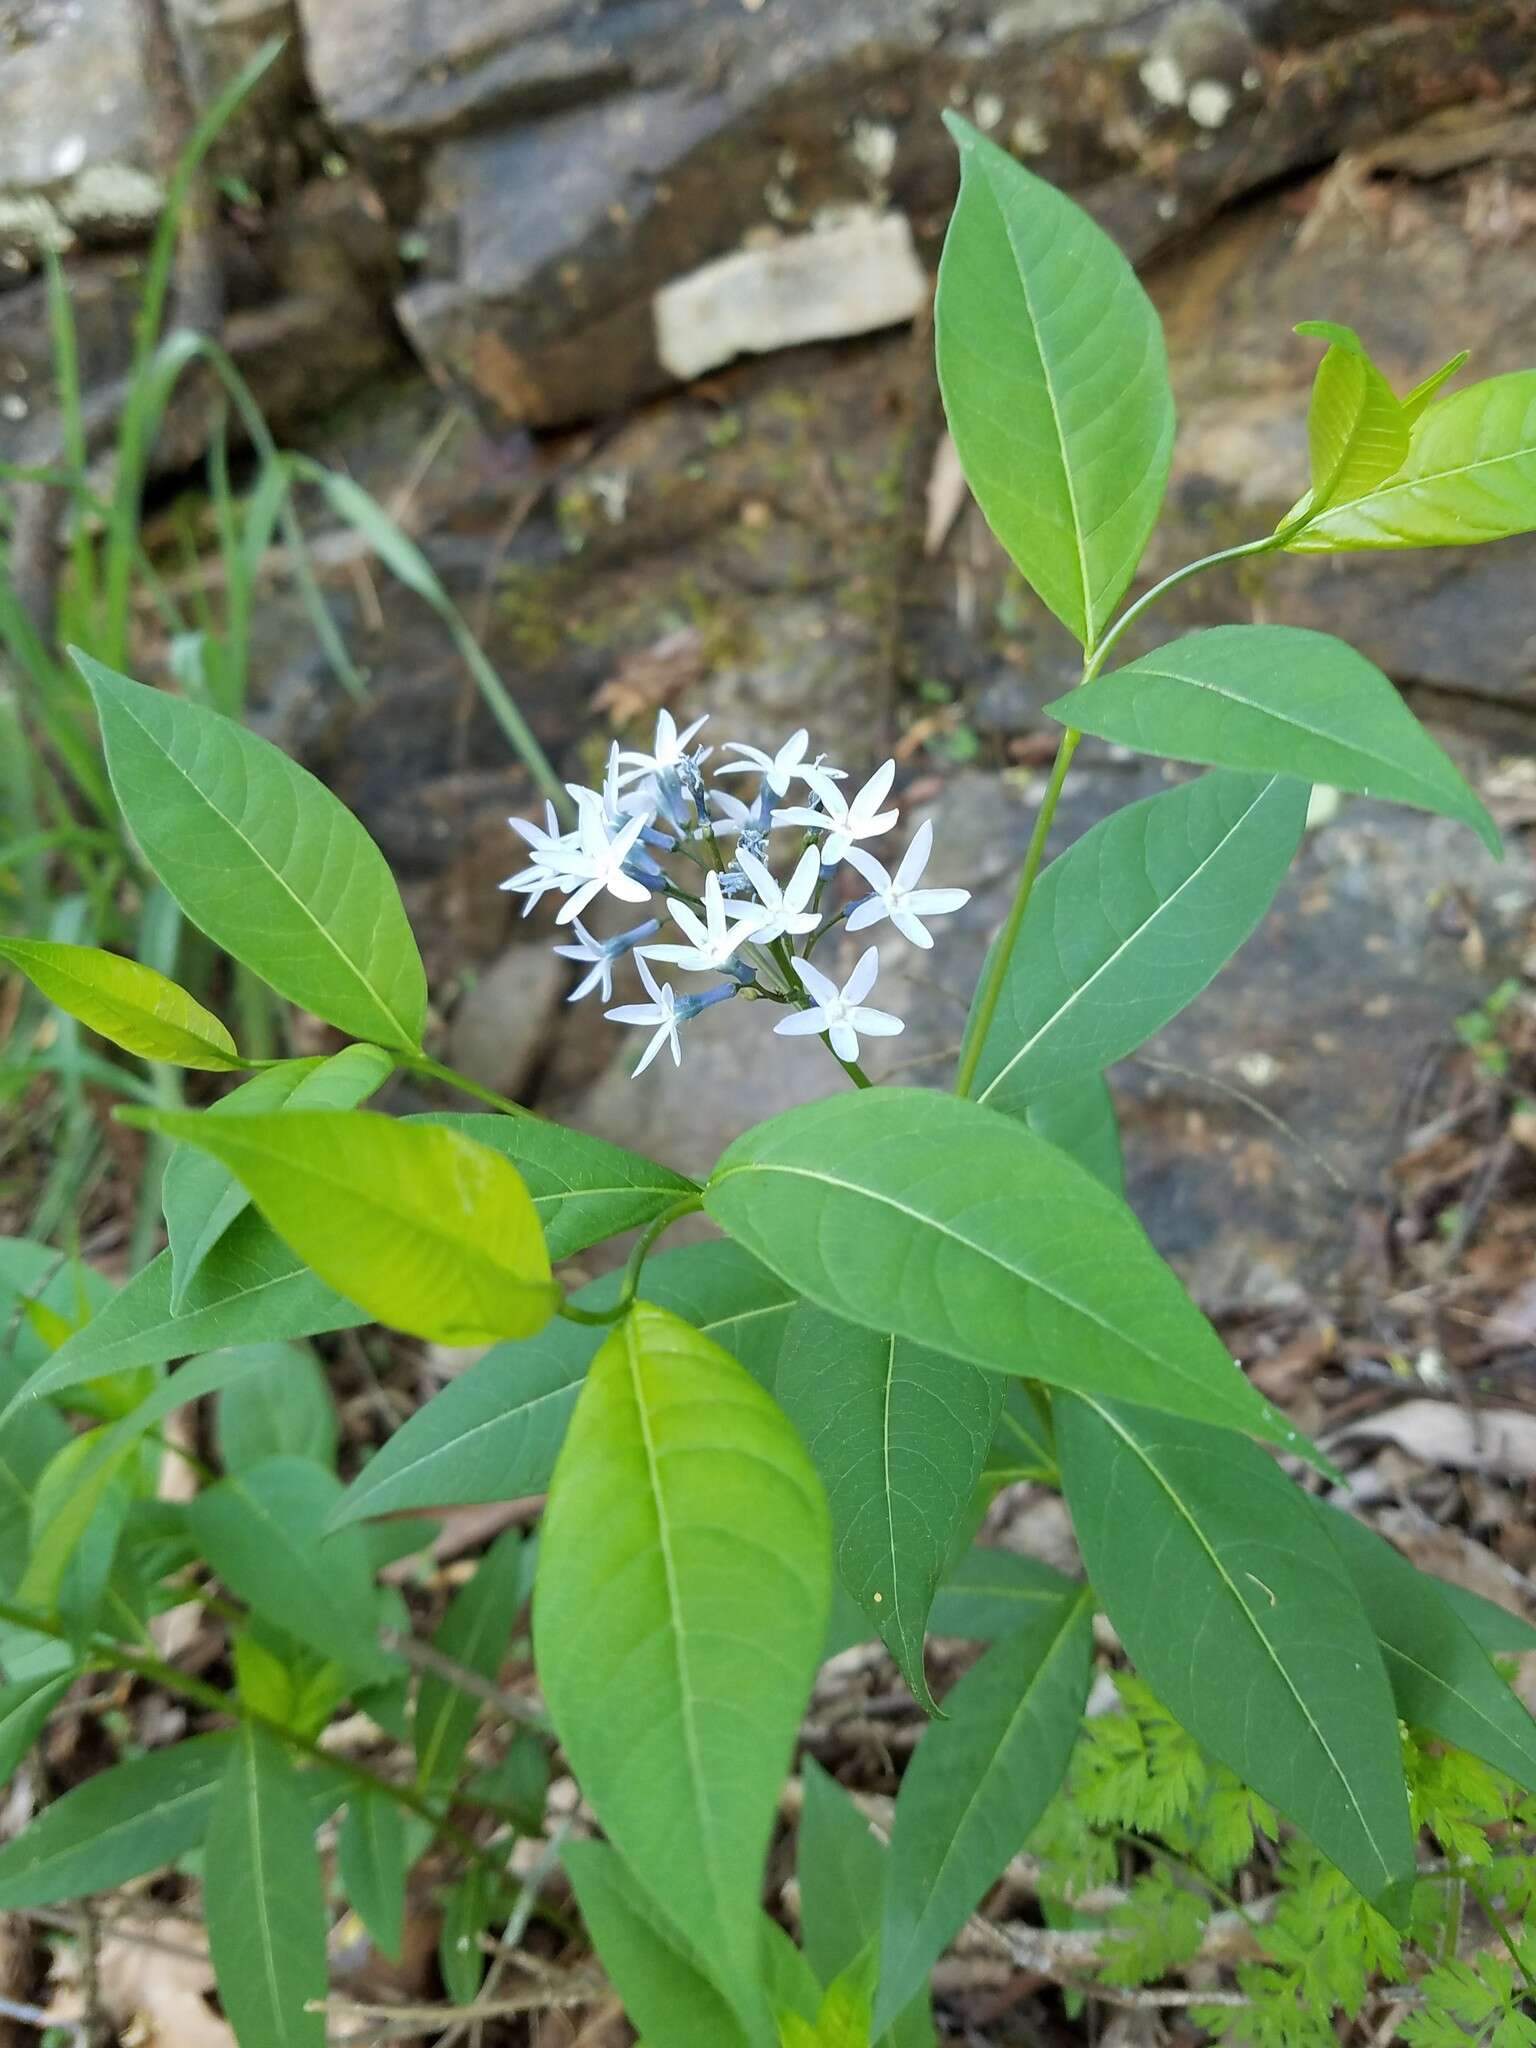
[399,1051,539,1120]
[557,1194,704,1325]
[953,533,1282,1099]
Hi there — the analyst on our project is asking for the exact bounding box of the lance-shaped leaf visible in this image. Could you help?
[775,1305,999,1713]
[204,1722,327,2048]
[0,938,239,1069]
[1399,350,1469,425]
[1287,370,1536,553]
[412,1113,697,1261]
[216,1343,338,1472]
[8,1209,360,1414]
[189,1456,390,1684]
[0,1734,233,1906]
[330,1240,797,1526]
[414,1528,526,1794]
[564,1839,765,2048]
[936,116,1174,649]
[706,1090,1318,1460]
[120,1107,556,1347]
[535,1304,831,2002]
[1290,322,1409,523]
[165,1045,393,1310]
[1049,626,1498,855]
[1322,1508,1536,1791]
[1056,1393,1415,1918]
[1021,1075,1123,1194]
[928,1544,1076,1642]
[966,772,1308,1113]
[876,1591,1090,2027]
[799,1759,935,2048]
[338,1787,409,1965]
[0,1675,73,1784]
[78,651,427,1050]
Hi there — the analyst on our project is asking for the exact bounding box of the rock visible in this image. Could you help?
[652,209,928,384]
[446,940,566,1102]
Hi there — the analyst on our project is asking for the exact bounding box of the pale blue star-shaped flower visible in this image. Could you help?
[773,947,903,1064]
[645,873,764,973]
[733,843,821,943]
[844,820,971,949]
[775,759,899,864]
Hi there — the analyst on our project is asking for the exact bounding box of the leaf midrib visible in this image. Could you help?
[709,1158,1256,1430]
[1321,428,1536,521]
[109,687,417,1051]
[3,946,234,1060]
[1081,1396,1394,1887]
[977,778,1281,1103]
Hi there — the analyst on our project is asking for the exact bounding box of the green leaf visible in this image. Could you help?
[0,1734,233,1905]
[414,1113,697,1262]
[1433,1580,1536,1657]
[966,772,1308,1112]
[775,1305,1000,1713]
[1056,1394,1415,1917]
[706,1090,1317,1458]
[0,938,239,1069]
[338,1787,408,1964]
[1050,626,1498,855]
[876,1592,1091,2026]
[330,1240,797,1526]
[1286,370,1536,552]
[0,1674,72,1782]
[798,1758,934,2048]
[437,1864,491,2004]
[189,1456,390,1684]
[415,1528,525,1795]
[936,115,1174,649]
[0,1239,116,1380]
[1021,1076,1123,1194]
[928,1544,1076,1641]
[122,1108,557,1348]
[983,1383,1057,1484]
[7,1210,360,1413]
[1293,323,1409,519]
[166,1046,393,1310]
[77,652,427,1050]
[204,1722,327,2048]
[564,1838,767,2048]
[1322,1509,1536,1791]
[216,1343,338,1473]
[1398,350,1469,425]
[535,1304,831,1998]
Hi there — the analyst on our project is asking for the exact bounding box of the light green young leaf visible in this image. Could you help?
[338,1786,408,1964]
[166,1045,393,1311]
[775,1305,1000,1713]
[798,1758,935,2048]
[936,115,1174,649]
[1292,322,1409,519]
[966,772,1308,1112]
[706,1090,1318,1459]
[189,1456,390,1684]
[122,1108,556,1347]
[1398,349,1469,425]
[77,651,427,1049]
[1287,370,1536,552]
[216,1343,338,1473]
[415,1528,525,1795]
[0,938,239,1069]
[1056,1394,1415,1918]
[1021,1075,1123,1194]
[413,1113,697,1262]
[0,1734,233,1905]
[927,1544,1076,1641]
[1049,625,1498,854]
[204,1722,327,2048]
[876,1592,1091,2027]
[535,1304,831,2004]
[8,1209,361,1412]
[330,1240,797,1526]
[1322,1509,1536,1791]
[564,1838,767,2048]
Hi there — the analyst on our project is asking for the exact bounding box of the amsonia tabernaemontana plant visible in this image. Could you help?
[1,111,1535,2047]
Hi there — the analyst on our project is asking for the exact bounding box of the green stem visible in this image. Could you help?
[1466,1874,1536,1994]
[558,1195,704,1325]
[953,533,1282,1100]
[0,1595,512,1889]
[400,1051,538,1121]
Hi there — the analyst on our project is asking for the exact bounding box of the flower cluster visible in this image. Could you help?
[501,712,969,1077]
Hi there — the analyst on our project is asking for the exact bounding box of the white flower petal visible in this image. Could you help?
[848,1006,904,1037]
[844,898,887,934]
[828,1020,861,1062]
[791,956,840,1008]
[774,1010,829,1037]
[891,910,934,949]
[843,946,880,1006]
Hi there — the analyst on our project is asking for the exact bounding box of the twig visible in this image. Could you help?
[378,1628,548,1729]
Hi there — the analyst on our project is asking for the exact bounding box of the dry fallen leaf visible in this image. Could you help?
[591,628,705,730]
[49,1920,235,2048]
[1334,1400,1536,1479]
[924,432,968,558]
